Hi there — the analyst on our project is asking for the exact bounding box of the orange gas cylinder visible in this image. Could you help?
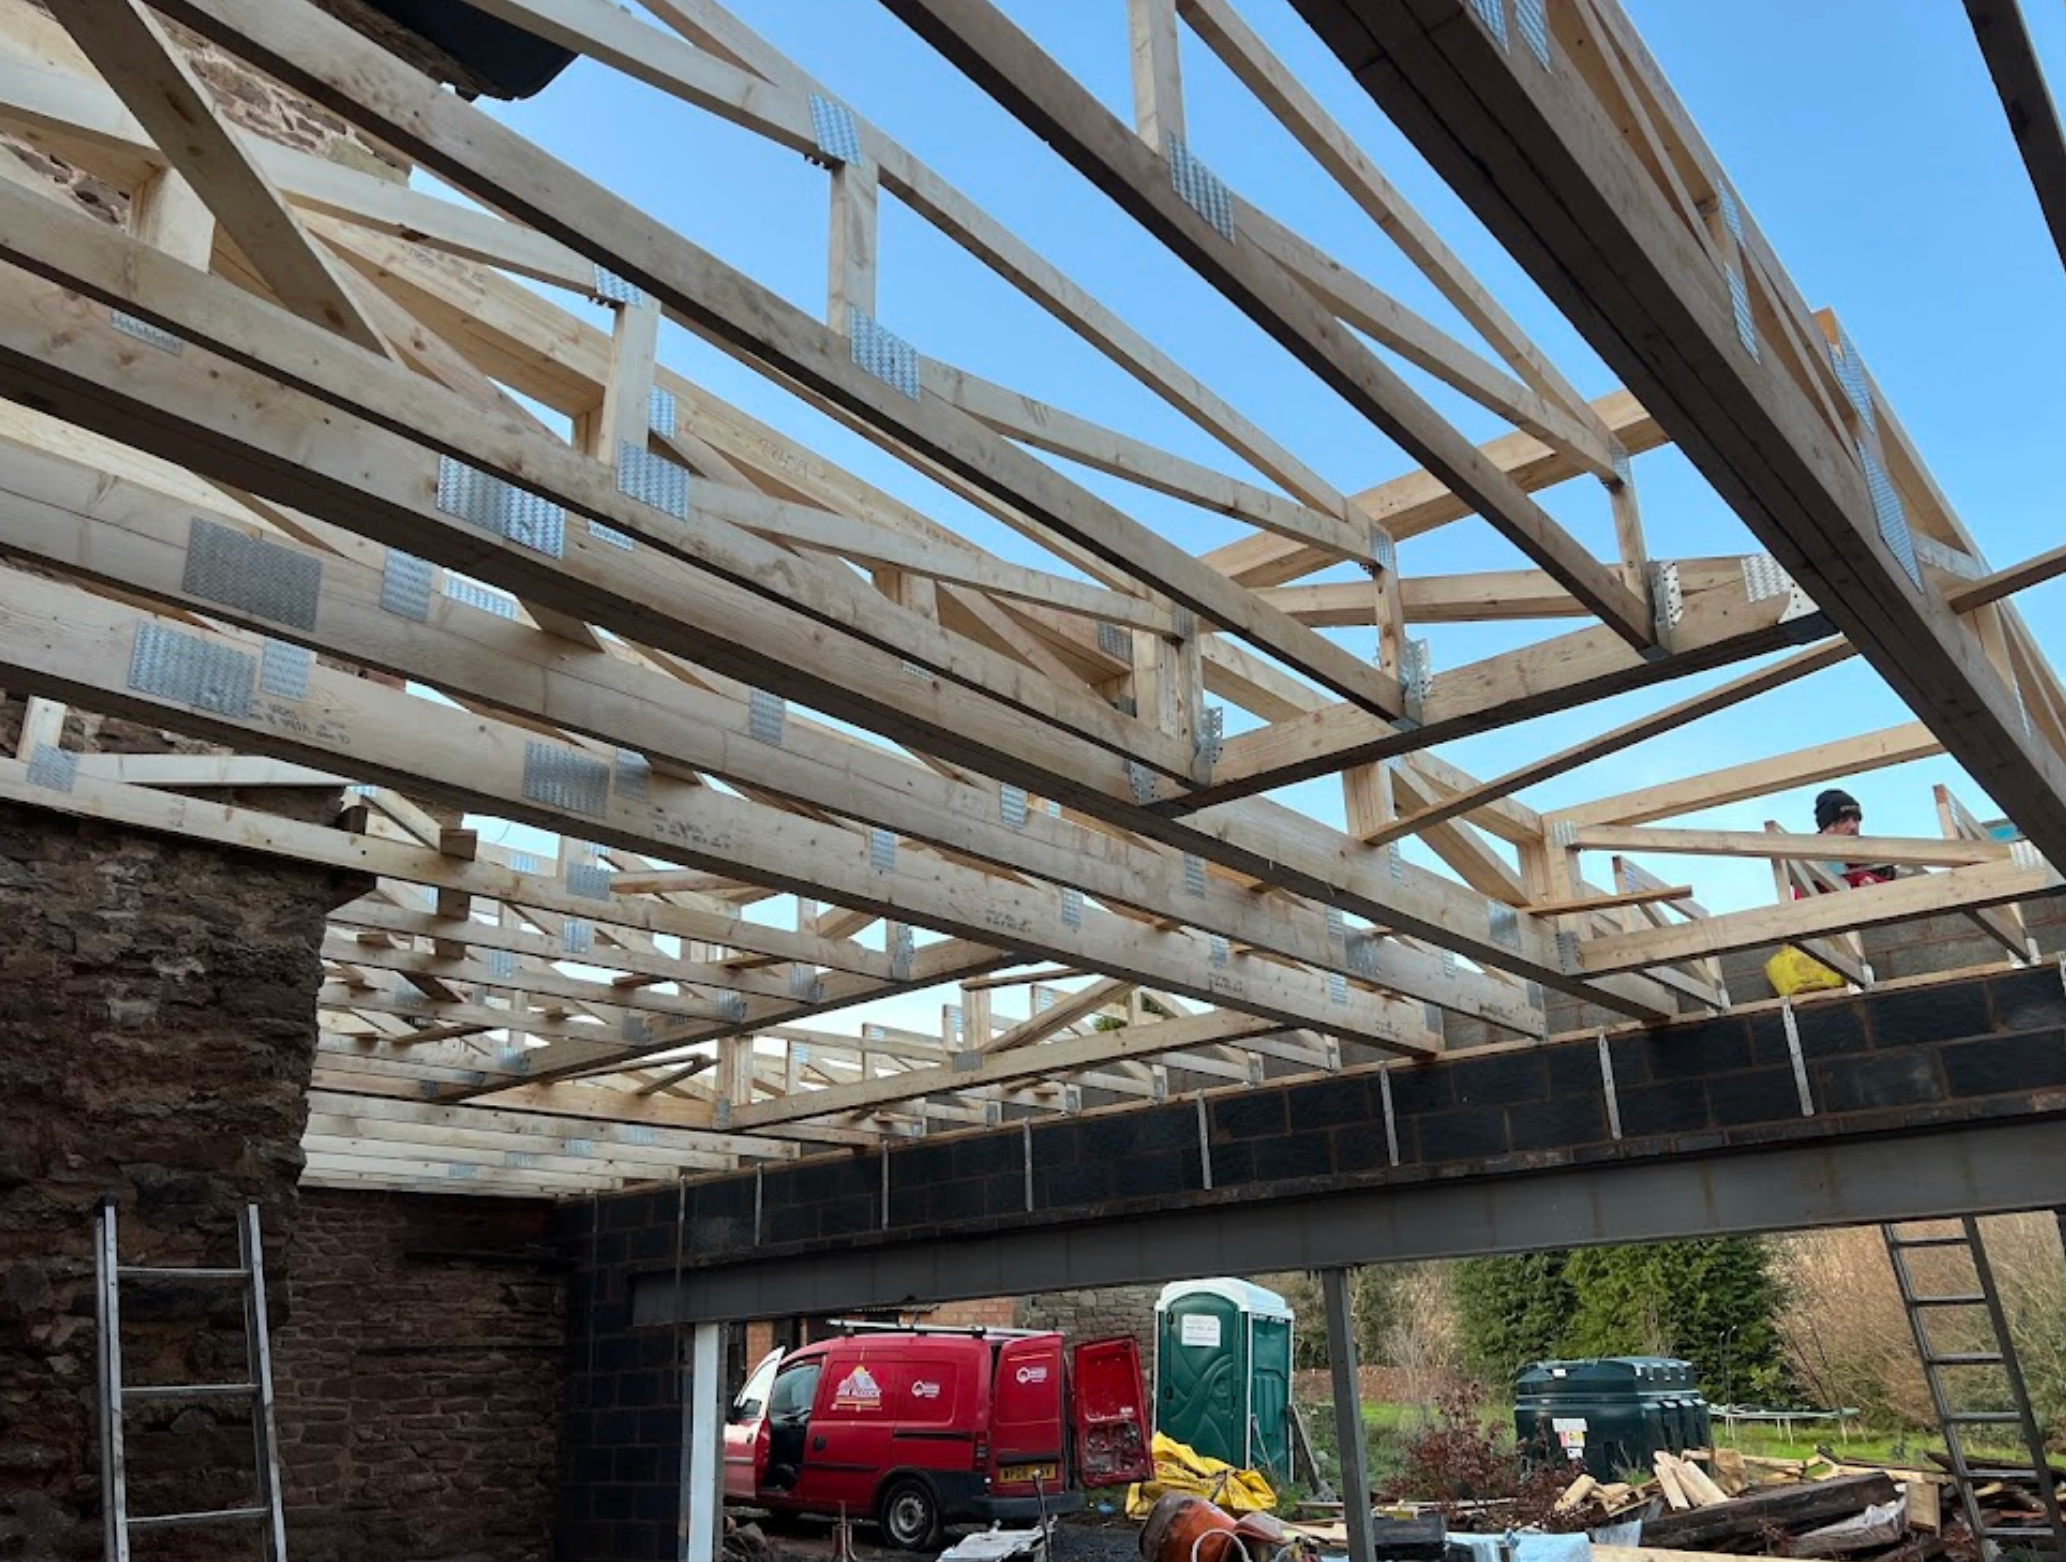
[1140,1493,1244,1562]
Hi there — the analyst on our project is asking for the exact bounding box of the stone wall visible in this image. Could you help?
[0,797,358,1560]
[273,1190,565,1562]
[0,0,408,233]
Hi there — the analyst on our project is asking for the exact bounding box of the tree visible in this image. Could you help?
[1564,1240,1791,1402]
[1454,1252,1574,1383]
[1454,1240,1791,1402]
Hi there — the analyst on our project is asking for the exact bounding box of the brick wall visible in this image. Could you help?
[272,1190,565,1562]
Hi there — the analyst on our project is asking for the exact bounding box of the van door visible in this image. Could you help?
[793,1350,897,1516]
[990,1335,1066,1496]
[761,1357,824,1497]
[1070,1336,1154,1487]
[725,1348,784,1501]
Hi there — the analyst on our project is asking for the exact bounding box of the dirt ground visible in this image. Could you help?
[751,1509,1143,1562]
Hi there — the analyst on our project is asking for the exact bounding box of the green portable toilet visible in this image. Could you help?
[1154,1279,1295,1481]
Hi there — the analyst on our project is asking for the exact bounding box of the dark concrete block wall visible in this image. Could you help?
[608,965,2066,1290]
[273,1190,566,1562]
[0,796,358,1560]
[555,1193,692,1562]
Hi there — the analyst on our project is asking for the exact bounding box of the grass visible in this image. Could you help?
[1350,1400,2036,1469]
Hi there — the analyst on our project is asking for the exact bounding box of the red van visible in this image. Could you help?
[723,1327,1153,1549]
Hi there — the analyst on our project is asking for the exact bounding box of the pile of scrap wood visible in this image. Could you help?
[1555,1451,1978,1561]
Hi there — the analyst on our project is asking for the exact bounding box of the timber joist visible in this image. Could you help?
[0,0,2057,1194]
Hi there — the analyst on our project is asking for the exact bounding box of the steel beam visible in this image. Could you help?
[640,1117,2066,1323]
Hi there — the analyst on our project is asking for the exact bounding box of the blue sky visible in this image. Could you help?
[466,1,2066,1040]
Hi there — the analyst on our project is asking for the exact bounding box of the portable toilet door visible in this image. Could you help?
[1246,1304,1293,1482]
[1154,1279,1294,1476]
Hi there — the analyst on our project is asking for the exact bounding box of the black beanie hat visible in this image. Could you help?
[1815,788,1861,830]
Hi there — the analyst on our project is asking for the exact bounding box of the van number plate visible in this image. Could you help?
[1001,1463,1059,1484]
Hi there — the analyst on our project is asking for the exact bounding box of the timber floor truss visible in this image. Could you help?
[0,0,2060,1195]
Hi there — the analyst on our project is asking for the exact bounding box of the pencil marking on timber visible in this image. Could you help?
[128,622,253,717]
[183,519,321,630]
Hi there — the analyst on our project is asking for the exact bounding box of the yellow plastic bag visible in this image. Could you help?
[1124,1432,1277,1519]
[1766,944,1844,997]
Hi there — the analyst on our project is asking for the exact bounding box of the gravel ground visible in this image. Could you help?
[756,1509,1143,1562]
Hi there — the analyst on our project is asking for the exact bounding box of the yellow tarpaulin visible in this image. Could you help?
[1124,1432,1278,1519]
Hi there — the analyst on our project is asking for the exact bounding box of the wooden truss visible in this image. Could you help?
[0,0,2059,1194]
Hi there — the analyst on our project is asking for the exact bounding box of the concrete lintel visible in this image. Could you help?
[640,1117,2066,1323]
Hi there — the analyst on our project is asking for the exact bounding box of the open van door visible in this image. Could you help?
[1070,1336,1153,1487]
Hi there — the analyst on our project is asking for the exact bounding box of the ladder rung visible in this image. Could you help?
[1982,1528,2061,1540]
[1910,1293,1990,1306]
[1945,1410,2023,1424]
[1926,1352,2007,1367]
[125,1506,271,1531]
[1890,1234,1973,1249]
[124,1382,257,1402]
[115,1265,249,1282]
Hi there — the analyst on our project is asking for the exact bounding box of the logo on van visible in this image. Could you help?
[1015,1365,1050,1386]
[832,1365,884,1410]
[911,1381,941,1400]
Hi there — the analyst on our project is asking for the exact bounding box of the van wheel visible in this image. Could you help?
[879,1477,942,1551]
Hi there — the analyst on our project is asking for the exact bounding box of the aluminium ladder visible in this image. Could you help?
[94,1198,289,1561]
[1882,1217,2066,1559]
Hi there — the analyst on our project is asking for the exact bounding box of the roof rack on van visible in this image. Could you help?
[825,1318,1047,1339]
